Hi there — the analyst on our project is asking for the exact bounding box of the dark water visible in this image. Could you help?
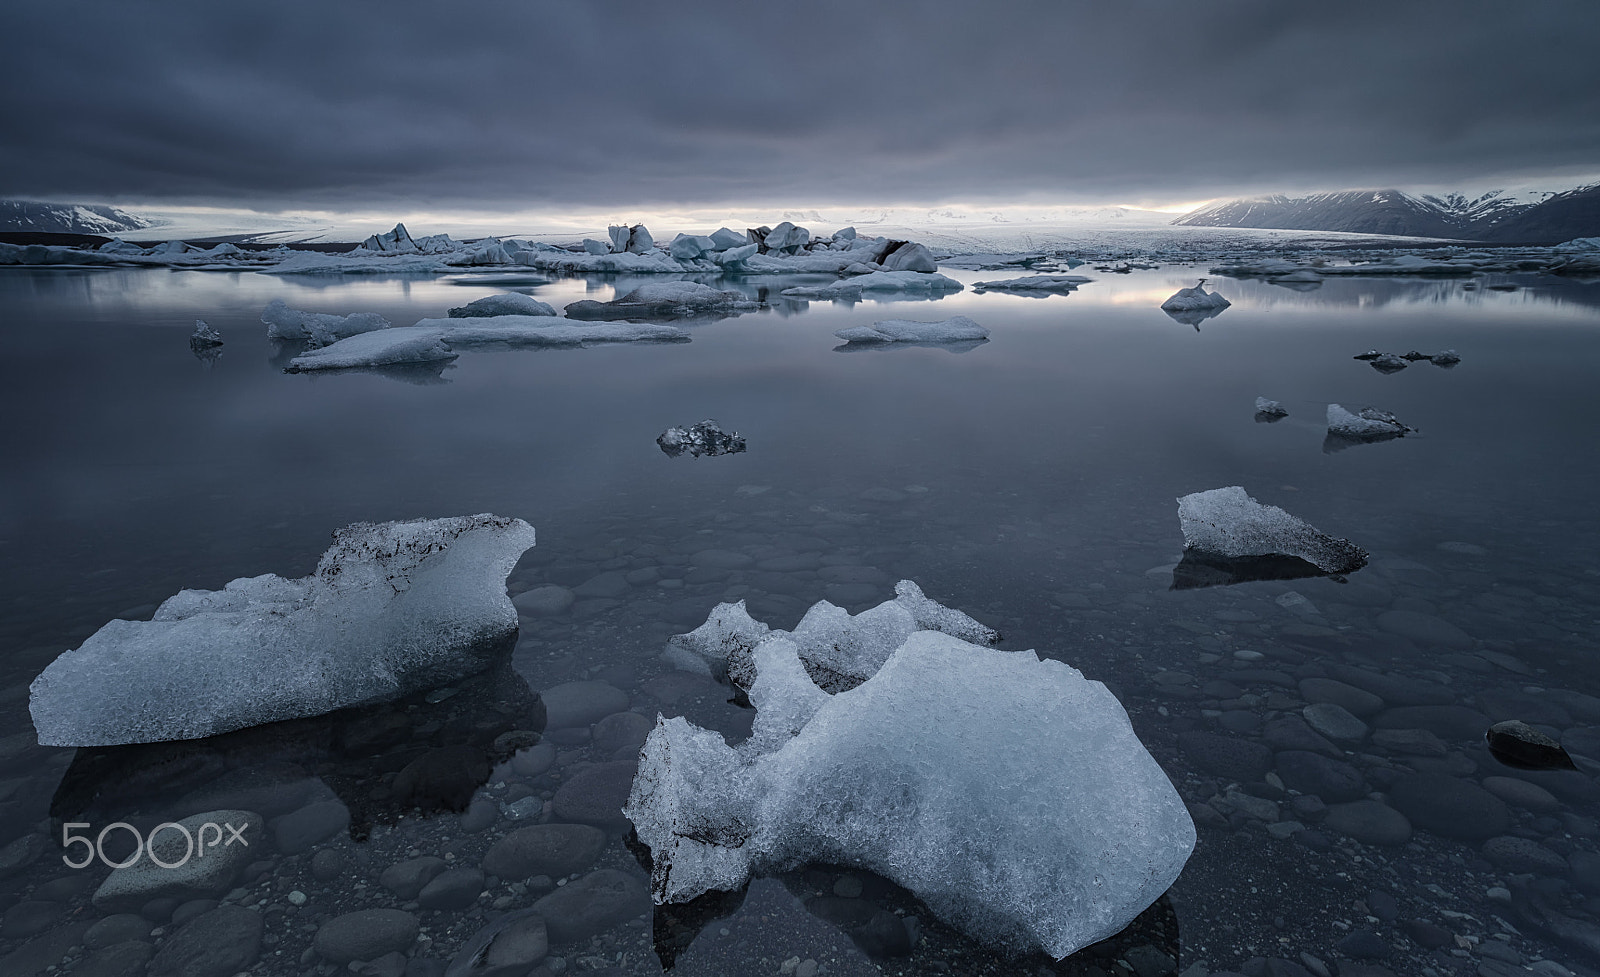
[1,264,1598,977]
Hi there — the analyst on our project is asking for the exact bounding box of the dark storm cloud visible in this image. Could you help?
[3,0,1598,209]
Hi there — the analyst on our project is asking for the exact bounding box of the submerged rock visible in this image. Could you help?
[657,419,746,458]
[1176,486,1368,575]
[1486,720,1578,771]
[30,515,536,745]
[627,626,1194,960]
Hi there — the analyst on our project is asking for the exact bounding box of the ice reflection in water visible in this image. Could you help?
[0,264,1598,975]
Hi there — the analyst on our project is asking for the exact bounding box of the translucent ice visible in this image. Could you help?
[30,515,537,746]
[1176,486,1367,574]
[627,631,1195,960]
[834,315,987,344]
[656,419,746,458]
[261,299,391,344]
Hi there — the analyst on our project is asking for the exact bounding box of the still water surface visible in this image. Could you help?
[1,264,1598,976]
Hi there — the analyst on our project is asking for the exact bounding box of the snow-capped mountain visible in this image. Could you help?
[0,200,153,235]
[1480,184,1600,243]
[1172,190,1504,239]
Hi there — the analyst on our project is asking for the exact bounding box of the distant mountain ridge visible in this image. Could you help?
[1173,186,1596,243]
[0,199,153,235]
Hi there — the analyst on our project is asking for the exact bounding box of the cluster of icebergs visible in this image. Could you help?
[634,583,1194,959]
[1353,347,1460,372]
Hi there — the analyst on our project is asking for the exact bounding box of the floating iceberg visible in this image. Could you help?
[565,282,759,320]
[834,315,988,345]
[285,327,459,372]
[189,320,223,350]
[261,299,392,344]
[1369,353,1409,373]
[359,222,419,253]
[629,597,1194,960]
[1160,285,1231,312]
[1431,348,1461,365]
[447,293,556,318]
[1176,486,1368,574]
[30,515,537,746]
[1254,396,1287,419]
[970,275,1092,292]
[657,419,746,458]
[780,270,963,299]
[1326,404,1413,441]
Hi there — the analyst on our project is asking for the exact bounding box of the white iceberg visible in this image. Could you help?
[286,318,688,371]
[763,222,811,252]
[834,315,987,345]
[29,515,537,746]
[781,270,963,299]
[627,618,1195,959]
[876,241,939,273]
[285,327,458,372]
[447,293,556,318]
[1160,285,1231,312]
[971,275,1093,292]
[359,223,419,253]
[1254,397,1287,418]
[1326,404,1413,441]
[1176,486,1368,574]
[261,299,391,345]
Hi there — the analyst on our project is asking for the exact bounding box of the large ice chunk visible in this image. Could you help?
[834,315,987,345]
[971,275,1092,292]
[359,223,419,253]
[564,282,758,320]
[626,630,1195,959]
[447,293,556,318]
[284,326,459,372]
[781,270,963,299]
[1326,403,1413,441]
[1160,285,1231,312]
[656,419,746,458]
[1177,486,1367,573]
[261,299,391,344]
[30,515,537,746]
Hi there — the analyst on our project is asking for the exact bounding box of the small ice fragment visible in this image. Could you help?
[261,299,391,344]
[1326,404,1413,441]
[189,320,223,349]
[1176,486,1368,574]
[970,275,1092,292]
[1353,349,1382,360]
[657,419,746,458]
[1430,349,1461,366]
[29,515,537,746]
[1254,397,1288,418]
[1369,353,1409,372]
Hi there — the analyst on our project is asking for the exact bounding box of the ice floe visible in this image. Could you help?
[29,514,537,746]
[970,275,1092,293]
[657,419,746,458]
[834,315,988,345]
[780,270,964,299]
[1176,486,1368,575]
[261,299,391,345]
[1254,397,1287,420]
[1326,404,1414,442]
[629,588,1193,959]
[285,317,688,372]
[1356,348,1459,369]
[1160,284,1232,312]
[447,293,556,318]
[565,282,759,320]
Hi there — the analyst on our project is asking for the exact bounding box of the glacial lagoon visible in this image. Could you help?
[2,261,1599,977]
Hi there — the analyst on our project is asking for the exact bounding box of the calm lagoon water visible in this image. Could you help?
[1,263,1598,976]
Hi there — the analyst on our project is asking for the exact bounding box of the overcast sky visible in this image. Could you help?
[3,1,1599,216]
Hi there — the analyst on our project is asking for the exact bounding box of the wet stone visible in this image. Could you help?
[1481,775,1561,813]
[1403,918,1453,948]
[1373,705,1490,742]
[511,741,557,777]
[170,899,218,927]
[93,809,263,912]
[75,941,156,977]
[1303,703,1369,742]
[148,905,264,977]
[1326,665,1455,706]
[1371,727,1447,757]
[1275,751,1368,802]
[311,847,346,882]
[592,711,653,755]
[1,901,63,939]
[84,913,153,949]
[417,867,485,910]
[1485,719,1577,770]
[380,856,448,900]
[691,549,753,569]
[1298,678,1384,717]
[272,799,349,853]
[573,571,631,599]
[530,868,651,944]
[1481,835,1568,876]
[447,909,548,975]
[314,908,420,964]
[1263,716,1343,759]
[1376,610,1473,648]
[1336,928,1391,959]
[1479,691,1573,728]
[0,833,46,879]
[1390,774,1511,840]
[482,823,607,880]
[542,681,630,729]
[1220,710,1262,734]
[1324,801,1412,846]
[551,761,636,828]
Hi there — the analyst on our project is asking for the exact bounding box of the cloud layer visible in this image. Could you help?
[4,1,1599,210]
